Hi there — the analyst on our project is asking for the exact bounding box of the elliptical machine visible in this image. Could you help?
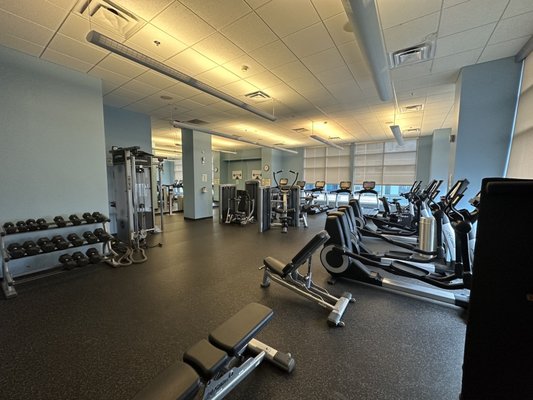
[271,170,299,233]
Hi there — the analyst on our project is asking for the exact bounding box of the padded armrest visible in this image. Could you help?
[209,303,273,356]
[132,362,200,400]
[264,256,289,277]
[183,339,228,380]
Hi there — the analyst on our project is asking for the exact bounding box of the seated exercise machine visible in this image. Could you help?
[271,170,300,233]
[225,189,255,225]
[132,303,295,400]
[330,181,352,208]
[305,181,330,214]
[260,230,354,326]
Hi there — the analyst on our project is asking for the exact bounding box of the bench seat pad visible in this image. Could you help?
[209,303,273,356]
[264,256,288,276]
[183,339,228,380]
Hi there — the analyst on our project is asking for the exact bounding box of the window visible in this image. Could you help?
[174,158,183,182]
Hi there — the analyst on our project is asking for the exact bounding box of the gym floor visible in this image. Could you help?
[0,212,467,400]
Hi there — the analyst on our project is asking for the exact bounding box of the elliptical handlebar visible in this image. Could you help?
[273,170,299,191]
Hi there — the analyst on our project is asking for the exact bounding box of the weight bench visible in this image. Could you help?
[132,303,294,400]
[260,230,354,327]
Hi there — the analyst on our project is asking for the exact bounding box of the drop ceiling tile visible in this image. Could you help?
[187,93,221,107]
[311,0,345,19]
[95,53,148,77]
[245,70,283,90]
[431,49,482,73]
[443,0,469,8]
[123,101,162,114]
[220,79,259,97]
[490,11,533,44]
[249,40,297,69]
[439,0,506,37]
[271,60,314,83]
[383,12,440,53]
[48,33,108,64]
[435,23,496,58]
[102,81,123,95]
[377,0,442,29]
[103,93,133,108]
[256,0,320,38]
[315,65,354,85]
[41,48,93,72]
[58,13,124,44]
[166,48,218,76]
[503,0,533,18]
[390,60,432,80]
[88,66,131,86]
[0,9,54,46]
[221,12,277,52]
[179,0,251,28]
[478,36,530,63]
[0,0,68,30]
[165,82,203,99]
[134,70,177,90]
[0,34,44,57]
[223,54,266,79]
[283,22,335,58]
[244,0,271,10]
[119,80,161,98]
[126,23,187,61]
[301,47,346,74]
[193,33,245,65]
[324,12,355,46]
[426,92,455,104]
[196,66,241,87]
[47,0,78,10]
[151,1,216,45]
[109,86,151,101]
[113,0,174,21]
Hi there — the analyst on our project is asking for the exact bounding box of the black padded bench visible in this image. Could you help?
[261,230,353,327]
[132,303,294,400]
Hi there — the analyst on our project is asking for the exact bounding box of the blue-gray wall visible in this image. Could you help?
[0,45,108,220]
[430,129,452,191]
[416,135,433,186]
[451,57,521,202]
[220,149,262,190]
[0,45,108,277]
[182,129,212,219]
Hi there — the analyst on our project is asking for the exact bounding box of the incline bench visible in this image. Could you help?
[260,230,354,327]
[132,303,294,400]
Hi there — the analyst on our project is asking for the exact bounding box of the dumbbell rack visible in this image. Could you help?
[1,214,111,299]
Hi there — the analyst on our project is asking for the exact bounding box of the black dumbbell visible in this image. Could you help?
[92,212,107,223]
[22,240,40,256]
[16,221,29,232]
[93,228,111,242]
[37,237,56,253]
[82,231,98,244]
[7,243,25,259]
[69,214,82,225]
[82,212,96,224]
[86,248,103,264]
[72,251,90,267]
[59,254,77,270]
[3,222,17,234]
[66,233,84,247]
[36,218,49,230]
[54,216,67,228]
[25,219,39,231]
[51,235,69,250]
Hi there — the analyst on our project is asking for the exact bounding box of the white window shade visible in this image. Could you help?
[507,53,533,178]
[355,166,383,183]
[383,165,416,185]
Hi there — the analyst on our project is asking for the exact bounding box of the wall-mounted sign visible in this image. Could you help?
[232,170,243,180]
[251,169,262,179]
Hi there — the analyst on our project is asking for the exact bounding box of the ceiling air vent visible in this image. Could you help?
[292,127,309,133]
[185,119,208,125]
[404,128,421,136]
[245,91,271,102]
[389,42,434,68]
[273,143,285,146]
[400,104,424,113]
[77,0,142,38]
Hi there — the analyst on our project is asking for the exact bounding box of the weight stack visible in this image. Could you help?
[219,184,236,224]
[461,178,533,399]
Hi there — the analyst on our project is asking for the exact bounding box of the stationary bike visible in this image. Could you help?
[271,170,299,233]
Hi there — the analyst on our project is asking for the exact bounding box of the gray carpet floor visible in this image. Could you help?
[0,212,467,400]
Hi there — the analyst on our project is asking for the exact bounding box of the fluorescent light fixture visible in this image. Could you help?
[390,125,404,146]
[310,134,344,150]
[172,121,298,154]
[214,149,237,155]
[86,30,277,122]
[341,0,392,101]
